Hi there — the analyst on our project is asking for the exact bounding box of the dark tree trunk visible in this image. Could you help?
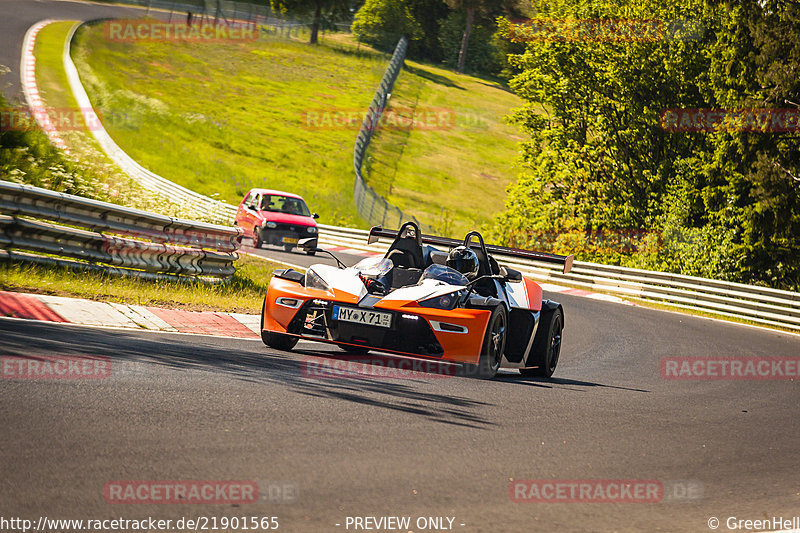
[310,1,322,44]
[457,6,474,73]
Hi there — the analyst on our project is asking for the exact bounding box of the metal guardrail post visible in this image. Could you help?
[0,181,242,280]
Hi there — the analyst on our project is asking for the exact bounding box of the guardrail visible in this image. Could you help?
[316,224,800,332]
[353,36,433,233]
[0,180,242,281]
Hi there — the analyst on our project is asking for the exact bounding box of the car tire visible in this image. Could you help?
[467,305,507,379]
[260,296,298,351]
[521,307,563,378]
[253,227,264,249]
[306,250,316,256]
[262,331,299,351]
[284,244,294,252]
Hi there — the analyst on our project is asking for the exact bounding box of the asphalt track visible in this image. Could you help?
[244,241,368,270]
[2,2,800,531]
[0,0,150,101]
[2,292,800,532]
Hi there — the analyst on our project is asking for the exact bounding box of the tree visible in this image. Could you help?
[270,0,351,44]
[700,0,800,287]
[444,0,523,73]
[438,11,498,73]
[493,0,800,289]
[352,0,422,51]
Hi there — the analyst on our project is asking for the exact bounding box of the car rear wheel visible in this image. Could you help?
[521,307,562,378]
[467,305,506,379]
[284,244,294,252]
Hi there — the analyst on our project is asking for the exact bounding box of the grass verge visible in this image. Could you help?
[72,24,389,227]
[30,21,225,221]
[70,24,523,234]
[0,253,279,314]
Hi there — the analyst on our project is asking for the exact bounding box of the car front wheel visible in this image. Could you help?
[466,305,507,379]
[262,331,298,351]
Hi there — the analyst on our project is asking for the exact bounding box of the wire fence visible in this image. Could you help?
[352,37,432,233]
[102,0,351,35]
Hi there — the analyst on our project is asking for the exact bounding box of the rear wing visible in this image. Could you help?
[367,226,574,274]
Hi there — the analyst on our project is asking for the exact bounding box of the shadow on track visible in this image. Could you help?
[0,319,495,428]
[496,374,650,393]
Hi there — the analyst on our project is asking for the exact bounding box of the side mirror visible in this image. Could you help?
[298,238,318,253]
[312,213,319,219]
[500,266,523,282]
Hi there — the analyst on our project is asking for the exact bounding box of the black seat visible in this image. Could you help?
[385,222,425,269]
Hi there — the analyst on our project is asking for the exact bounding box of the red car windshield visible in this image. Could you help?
[258,195,311,217]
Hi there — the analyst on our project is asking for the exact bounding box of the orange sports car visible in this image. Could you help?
[259,222,573,378]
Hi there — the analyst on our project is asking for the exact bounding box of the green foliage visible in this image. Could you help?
[352,0,422,51]
[270,0,351,43]
[438,11,499,73]
[491,0,800,290]
[491,17,526,79]
[405,0,452,61]
[0,97,107,198]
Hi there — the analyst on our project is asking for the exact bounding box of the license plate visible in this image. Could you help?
[332,306,391,328]
[281,237,298,244]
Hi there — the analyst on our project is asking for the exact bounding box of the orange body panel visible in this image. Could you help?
[525,278,543,311]
[262,277,491,365]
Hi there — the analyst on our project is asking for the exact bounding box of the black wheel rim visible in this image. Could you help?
[548,315,562,373]
[489,311,506,371]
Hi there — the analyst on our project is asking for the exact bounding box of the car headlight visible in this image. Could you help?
[265,221,277,229]
[307,227,317,234]
[419,290,463,310]
[305,268,330,292]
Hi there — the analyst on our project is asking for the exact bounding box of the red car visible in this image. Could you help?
[234,189,319,254]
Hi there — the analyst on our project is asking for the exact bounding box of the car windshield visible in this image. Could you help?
[419,264,469,287]
[353,257,393,277]
[259,195,311,217]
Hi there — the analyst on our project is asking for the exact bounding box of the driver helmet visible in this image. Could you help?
[446,246,479,279]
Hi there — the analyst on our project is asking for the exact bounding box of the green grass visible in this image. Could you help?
[0,253,279,314]
[72,23,391,227]
[28,21,225,222]
[70,24,523,234]
[363,60,523,236]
